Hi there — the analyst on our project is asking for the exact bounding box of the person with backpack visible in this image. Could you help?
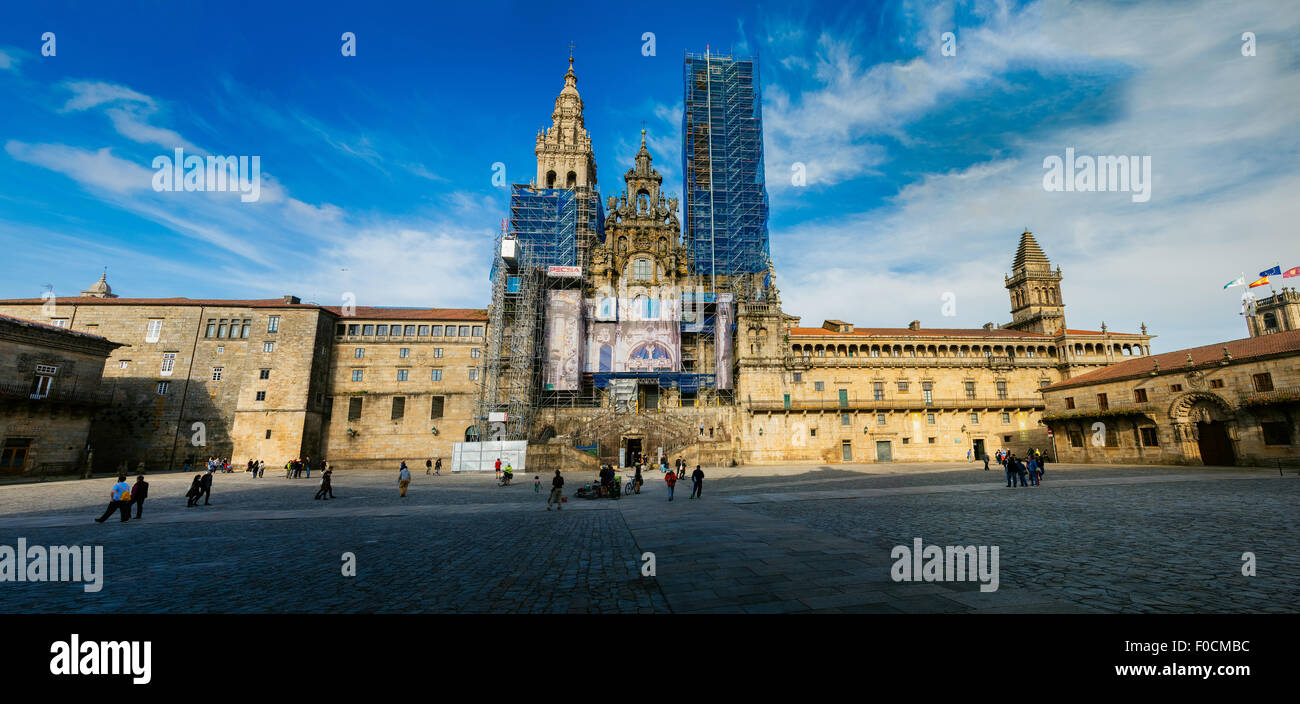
[94,475,133,523]
[664,468,678,502]
[546,470,565,511]
[130,474,149,519]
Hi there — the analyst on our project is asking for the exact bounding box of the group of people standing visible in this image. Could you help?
[95,474,149,522]
[995,448,1048,488]
[663,463,704,501]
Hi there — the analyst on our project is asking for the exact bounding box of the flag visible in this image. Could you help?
[1249,276,1270,288]
[1223,276,1245,289]
[1284,266,1300,279]
[1259,265,1281,277]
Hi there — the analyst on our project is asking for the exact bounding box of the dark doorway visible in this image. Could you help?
[972,438,986,461]
[641,384,659,411]
[624,438,643,467]
[1197,421,1235,466]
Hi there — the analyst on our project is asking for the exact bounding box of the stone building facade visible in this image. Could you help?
[0,294,485,473]
[1040,329,1300,466]
[0,313,123,478]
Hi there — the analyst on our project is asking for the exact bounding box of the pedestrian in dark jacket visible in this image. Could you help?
[186,475,202,507]
[315,467,333,500]
[199,469,214,505]
[690,465,704,499]
[131,475,149,518]
[546,470,564,511]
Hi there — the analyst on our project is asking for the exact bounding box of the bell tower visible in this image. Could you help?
[534,56,597,190]
[1004,230,1065,335]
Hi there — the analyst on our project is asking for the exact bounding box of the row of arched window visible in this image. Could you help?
[1012,285,1060,309]
[792,341,1150,359]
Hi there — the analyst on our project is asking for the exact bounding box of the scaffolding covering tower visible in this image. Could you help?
[682,50,770,288]
[505,185,605,272]
[478,228,542,443]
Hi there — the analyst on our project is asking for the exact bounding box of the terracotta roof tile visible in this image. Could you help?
[788,327,1050,339]
[0,312,119,344]
[1044,329,1300,391]
[0,297,487,320]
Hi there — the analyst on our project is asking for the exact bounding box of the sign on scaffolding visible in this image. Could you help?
[452,440,527,473]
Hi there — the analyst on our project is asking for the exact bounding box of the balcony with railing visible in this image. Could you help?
[0,380,114,406]
[1239,385,1300,408]
[748,395,1046,412]
[788,354,1057,369]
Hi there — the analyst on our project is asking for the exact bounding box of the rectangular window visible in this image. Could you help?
[1209,379,1224,389]
[216,346,223,355]
[391,397,405,421]
[256,391,266,401]
[363,324,375,336]
[814,381,824,391]
[211,367,223,381]
[445,326,457,337]
[418,325,430,336]
[1134,388,1148,403]
[160,352,177,376]
[1097,393,1109,411]
[792,372,802,383]
[354,348,365,359]
[264,342,274,353]
[259,369,270,379]
[783,393,791,409]
[1069,430,1084,447]
[241,320,251,338]
[877,413,887,425]
[1170,384,1182,392]
[400,348,410,359]
[29,373,53,399]
[1140,427,1159,446]
[430,396,445,419]
[431,325,443,336]
[267,316,279,333]
[351,369,363,382]
[1105,423,1120,446]
[472,325,483,337]
[348,397,363,421]
[216,320,228,338]
[323,397,334,420]
[964,381,976,399]
[471,348,481,358]
[841,413,851,426]
[431,368,443,382]
[810,428,817,437]
[377,324,389,336]
[265,429,272,439]
[459,326,471,336]
[145,319,163,343]
[157,381,170,395]
[970,412,979,424]
[206,320,216,338]
[1261,422,1291,445]
[838,389,849,408]
[118,360,130,369]
[336,324,346,337]
[1001,412,1011,424]
[897,381,909,392]
[406,325,417,336]
[469,368,479,381]
[1252,373,1274,393]
[1065,397,1076,410]
[348,324,360,335]
[1,438,33,469]
[872,382,884,401]
[996,381,1007,399]
[927,437,935,444]
[397,369,409,381]
[434,348,444,358]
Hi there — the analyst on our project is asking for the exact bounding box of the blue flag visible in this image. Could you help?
[1260,265,1281,277]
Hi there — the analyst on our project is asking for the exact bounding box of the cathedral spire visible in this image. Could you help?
[534,54,597,189]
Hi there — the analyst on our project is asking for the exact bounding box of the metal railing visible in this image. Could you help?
[749,396,1046,412]
[0,380,113,405]
[1238,385,1300,406]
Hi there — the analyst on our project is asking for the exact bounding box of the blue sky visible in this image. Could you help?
[1,0,1297,352]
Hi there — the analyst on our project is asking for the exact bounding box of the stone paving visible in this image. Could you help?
[0,463,1295,613]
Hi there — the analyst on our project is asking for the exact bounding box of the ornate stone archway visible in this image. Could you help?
[1167,391,1237,464]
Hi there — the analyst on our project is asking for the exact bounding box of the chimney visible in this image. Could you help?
[283,295,300,304]
[908,320,920,331]
[983,322,995,331]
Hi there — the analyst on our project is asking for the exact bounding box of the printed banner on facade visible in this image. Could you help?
[544,290,583,390]
[715,293,734,389]
[583,295,681,373]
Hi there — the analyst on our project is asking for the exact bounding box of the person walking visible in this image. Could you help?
[434,457,442,475]
[633,464,643,494]
[534,475,541,493]
[185,475,202,507]
[94,475,133,523]
[1004,453,1017,488]
[546,469,564,511]
[967,448,973,462]
[690,465,704,499]
[426,458,433,475]
[982,452,990,471]
[315,466,333,500]
[664,468,677,502]
[130,474,149,519]
[258,459,266,478]
[398,463,412,497]
[199,468,214,505]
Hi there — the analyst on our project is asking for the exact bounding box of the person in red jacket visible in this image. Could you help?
[664,469,677,502]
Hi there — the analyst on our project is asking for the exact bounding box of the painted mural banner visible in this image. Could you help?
[544,289,584,390]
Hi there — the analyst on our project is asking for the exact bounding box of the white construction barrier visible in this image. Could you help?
[452,440,527,473]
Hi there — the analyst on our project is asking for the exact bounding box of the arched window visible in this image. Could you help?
[566,171,577,187]
[632,258,653,280]
[545,171,557,188]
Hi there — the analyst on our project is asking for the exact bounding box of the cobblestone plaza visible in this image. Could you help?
[1,464,1294,614]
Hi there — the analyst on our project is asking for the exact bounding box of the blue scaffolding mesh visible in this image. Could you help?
[495,185,606,280]
[682,51,770,282]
